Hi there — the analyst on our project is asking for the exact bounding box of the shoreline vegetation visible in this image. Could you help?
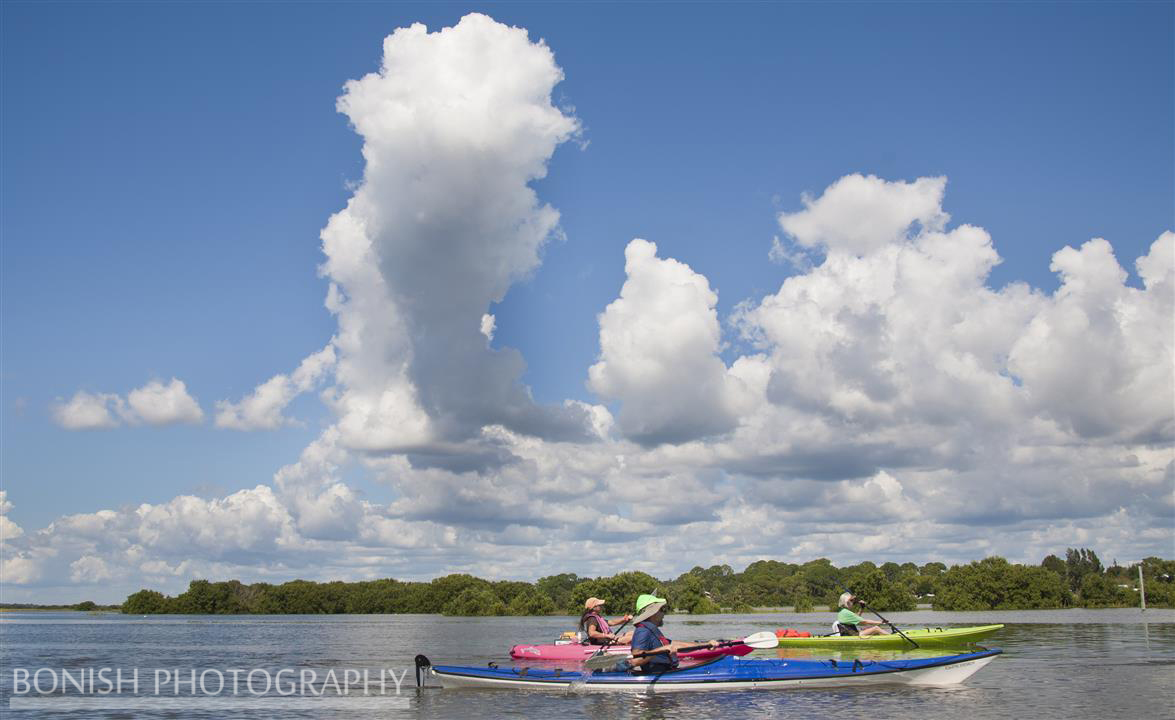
[113,549,1172,616]
[0,601,119,612]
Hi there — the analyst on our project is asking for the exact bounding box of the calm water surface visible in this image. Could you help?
[2,609,1172,718]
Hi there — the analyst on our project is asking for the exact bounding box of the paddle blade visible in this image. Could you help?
[584,653,625,671]
[740,631,780,649]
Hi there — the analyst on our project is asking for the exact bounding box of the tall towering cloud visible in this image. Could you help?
[320,13,594,456]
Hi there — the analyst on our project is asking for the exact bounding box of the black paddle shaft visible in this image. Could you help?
[633,639,729,657]
[857,600,919,648]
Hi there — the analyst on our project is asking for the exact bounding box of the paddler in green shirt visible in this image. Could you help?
[836,592,890,637]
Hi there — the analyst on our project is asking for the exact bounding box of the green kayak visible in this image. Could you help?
[774,624,1004,648]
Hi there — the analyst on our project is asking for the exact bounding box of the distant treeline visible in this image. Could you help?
[0,601,118,611]
[121,549,1174,615]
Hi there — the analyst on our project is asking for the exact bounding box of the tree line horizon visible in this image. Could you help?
[115,549,1174,615]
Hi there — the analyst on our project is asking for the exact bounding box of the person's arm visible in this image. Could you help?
[610,613,633,626]
[848,607,883,626]
[635,639,721,655]
[667,640,719,651]
[585,618,615,641]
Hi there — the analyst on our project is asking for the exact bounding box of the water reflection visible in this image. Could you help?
[1,609,1171,720]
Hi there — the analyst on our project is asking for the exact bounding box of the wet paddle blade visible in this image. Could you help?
[566,669,591,692]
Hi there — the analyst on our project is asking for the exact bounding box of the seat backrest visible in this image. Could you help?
[831,622,841,636]
[835,622,860,636]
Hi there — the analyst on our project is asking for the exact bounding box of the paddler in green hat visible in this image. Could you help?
[626,593,718,673]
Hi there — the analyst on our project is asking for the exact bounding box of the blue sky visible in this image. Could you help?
[1,2,1171,602]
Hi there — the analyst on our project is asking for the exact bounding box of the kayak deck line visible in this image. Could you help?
[419,648,1002,692]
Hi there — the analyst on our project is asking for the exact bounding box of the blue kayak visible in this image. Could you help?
[418,648,1001,692]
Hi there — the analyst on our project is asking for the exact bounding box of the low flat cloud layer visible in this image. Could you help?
[6,14,1171,601]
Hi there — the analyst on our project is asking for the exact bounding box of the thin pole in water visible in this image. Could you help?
[1138,564,1146,611]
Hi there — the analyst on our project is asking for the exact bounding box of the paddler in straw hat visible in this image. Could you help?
[579,597,634,645]
[625,594,718,673]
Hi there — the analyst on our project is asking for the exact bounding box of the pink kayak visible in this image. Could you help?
[509,641,755,662]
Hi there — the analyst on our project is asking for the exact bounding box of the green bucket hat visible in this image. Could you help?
[634,593,667,616]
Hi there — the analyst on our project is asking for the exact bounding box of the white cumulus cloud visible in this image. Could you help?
[588,238,744,445]
[0,490,24,542]
[778,173,950,256]
[123,378,204,426]
[216,343,337,430]
[52,378,203,429]
[51,391,122,430]
[70,555,114,584]
[1008,235,1174,441]
[480,313,496,343]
